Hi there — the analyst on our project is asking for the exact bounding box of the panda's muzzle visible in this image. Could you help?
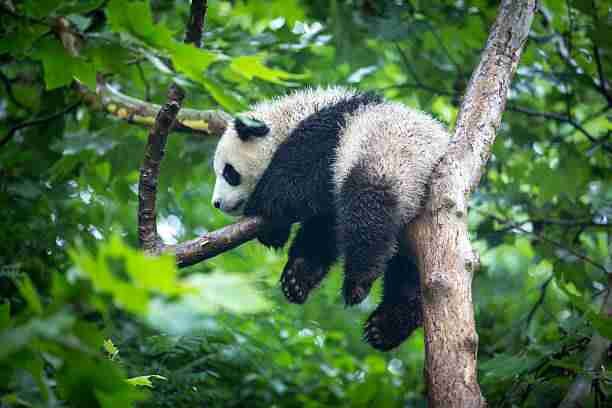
[216,198,245,215]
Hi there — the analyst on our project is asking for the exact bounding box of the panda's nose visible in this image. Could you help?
[213,199,221,209]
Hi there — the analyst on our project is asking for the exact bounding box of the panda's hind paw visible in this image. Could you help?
[363,303,421,351]
[342,278,374,306]
[280,257,324,304]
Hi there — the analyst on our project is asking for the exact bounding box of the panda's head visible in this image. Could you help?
[211,115,272,216]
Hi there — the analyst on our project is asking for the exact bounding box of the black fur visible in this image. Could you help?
[234,115,270,140]
[337,161,402,305]
[239,91,424,350]
[280,216,338,303]
[244,92,383,226]
[364,252,423,351]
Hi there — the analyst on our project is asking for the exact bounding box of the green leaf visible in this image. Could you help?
[201,78,247,112]
[106,0,218,82]
[185,272,271,314]
[0,313,75,359]
[126,374,167,388]
[15,276,43,315]
[480,353,541,383]
[558,283,612,339]
[229,54,306,84]
[30,37,96,89]
[103,339,119,360]
[70,235,188,315]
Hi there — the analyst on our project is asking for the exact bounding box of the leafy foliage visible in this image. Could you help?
[0,0,610,407]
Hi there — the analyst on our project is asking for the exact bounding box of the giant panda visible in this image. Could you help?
[211,87,450,350]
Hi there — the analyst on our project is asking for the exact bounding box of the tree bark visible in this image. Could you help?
[405,1,536,406]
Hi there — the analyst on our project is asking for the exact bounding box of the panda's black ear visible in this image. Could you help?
[234,115,270,141]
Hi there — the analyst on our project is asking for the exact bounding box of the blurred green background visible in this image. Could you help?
[0,0,610,407]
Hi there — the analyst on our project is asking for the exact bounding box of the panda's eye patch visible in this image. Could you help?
[223,164,241,186]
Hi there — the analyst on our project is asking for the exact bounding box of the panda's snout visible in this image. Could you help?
[211,197,245,215]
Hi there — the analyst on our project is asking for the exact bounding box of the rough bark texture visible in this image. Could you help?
[169,216,266,268]
[185,0,208,47]
[77,78,230,136]
[136,0,268,266]
[405,1,536,406]
[138,84,185,252]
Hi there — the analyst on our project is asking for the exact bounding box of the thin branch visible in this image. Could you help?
[380,81,456,97]
[508,105,612,153]
[590,0,612,105]
[168,216,266,268]
[525,276,553,330]
[481,211,609,274]
[0,101,81,148]
[76,78,230,136]
[394,42,422,85]
[0,71,33,112]
[185,0,208,48]
[559,277,612,408]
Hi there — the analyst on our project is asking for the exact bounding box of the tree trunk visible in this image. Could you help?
[405,1,536,406]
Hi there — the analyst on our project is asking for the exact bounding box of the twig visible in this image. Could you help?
[0,102,81,148]
[525,276,553,329]
[185,0,208,48]
[0,71,32,112]
[590,0,612,106]
[508,105,612,153]
[482,211,609,273]
[76,79,230,136]
[394,42,422,85]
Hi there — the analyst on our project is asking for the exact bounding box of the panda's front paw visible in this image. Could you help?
[280,257,326,304]
[363,302,422,351]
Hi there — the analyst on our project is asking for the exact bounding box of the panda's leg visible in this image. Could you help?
[280,216,338,304]
[257,223,292,250]
[337,164,402,306]
[363,252,422,351]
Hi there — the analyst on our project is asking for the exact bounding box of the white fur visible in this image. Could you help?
[212,87,359,214]
[334,102,450,222]
[212,87,451,221]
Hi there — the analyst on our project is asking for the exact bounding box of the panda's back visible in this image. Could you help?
[334,102,451,222]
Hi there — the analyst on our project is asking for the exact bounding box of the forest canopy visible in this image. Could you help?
[0,0,610,407]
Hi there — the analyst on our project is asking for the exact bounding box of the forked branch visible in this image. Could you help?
[136,0,267,266]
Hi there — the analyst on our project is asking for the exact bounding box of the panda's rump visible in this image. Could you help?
[334,102,450,223]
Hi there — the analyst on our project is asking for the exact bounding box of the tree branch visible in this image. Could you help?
[0,101,81,149]
[185,0,208,48]
[138,83,185,252]
[135,0,267,266]
[76,78,230,137]
[405,1,536,406]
